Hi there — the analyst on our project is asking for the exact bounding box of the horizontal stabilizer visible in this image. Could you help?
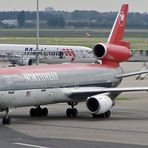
[117,69,148,78]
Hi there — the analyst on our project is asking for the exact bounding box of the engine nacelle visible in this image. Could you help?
[86,94,112,115]
[93,43,131,63]
[18,58,33,66]
[11,57,33,66]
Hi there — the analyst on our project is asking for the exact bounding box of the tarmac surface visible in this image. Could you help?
[0,62,148,148]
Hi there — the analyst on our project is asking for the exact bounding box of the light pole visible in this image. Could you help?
[36,0,39,65]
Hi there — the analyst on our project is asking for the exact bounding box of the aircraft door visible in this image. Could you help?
[59,51,64,59]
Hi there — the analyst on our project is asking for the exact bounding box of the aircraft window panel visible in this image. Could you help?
[8,90,14,94]
[41,87,46,92]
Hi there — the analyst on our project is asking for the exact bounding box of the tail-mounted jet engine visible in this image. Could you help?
[93,43,131,64]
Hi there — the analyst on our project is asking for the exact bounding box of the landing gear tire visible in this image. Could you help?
[66,102,78,118]
[2,108,11,125]
[72,108,78,117]
[30,106,48,117]
[105,110,111,118]
[42,108,48,117]
[92,110,111,119]
[2,117,11,125]
[66,108,72,117]
[66,108,78,117]
[35,107,42,117]
[30,108,35,117]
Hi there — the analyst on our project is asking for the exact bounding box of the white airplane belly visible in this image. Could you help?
[0,88,69,109]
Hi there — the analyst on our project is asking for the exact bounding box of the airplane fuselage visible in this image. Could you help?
[0,63,122,110]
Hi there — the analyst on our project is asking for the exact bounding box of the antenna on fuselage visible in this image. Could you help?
[36,0,40,65]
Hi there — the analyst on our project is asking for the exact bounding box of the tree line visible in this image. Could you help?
[0,10,148,28]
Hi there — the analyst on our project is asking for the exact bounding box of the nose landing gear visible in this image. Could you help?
[2,108,11,125]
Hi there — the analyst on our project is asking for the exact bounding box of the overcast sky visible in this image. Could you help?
[0,0,147,12]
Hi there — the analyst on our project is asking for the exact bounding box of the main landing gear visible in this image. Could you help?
[2,108,11,125]
[66,102,78,117]
[30,106,48,117]
[92,110,111,119]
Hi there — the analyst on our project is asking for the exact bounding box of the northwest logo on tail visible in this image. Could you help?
[119,12,125,27]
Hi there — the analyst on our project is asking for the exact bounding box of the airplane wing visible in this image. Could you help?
[64,86,148,98]
[117,69,148,78]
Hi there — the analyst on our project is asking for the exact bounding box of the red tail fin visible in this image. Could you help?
[93,4,131,66]
[107,4,129,48]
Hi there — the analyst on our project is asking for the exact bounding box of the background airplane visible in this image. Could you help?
[128,49,148,80]
[0,4,148,125]
[0,44,96,66]
[130,49,148,62]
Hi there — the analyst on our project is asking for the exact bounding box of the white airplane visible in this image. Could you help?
[135,62,148,80]
[0,44,97,66]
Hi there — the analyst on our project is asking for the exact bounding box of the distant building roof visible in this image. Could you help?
[44,6,55,12]
[1,19,18,26]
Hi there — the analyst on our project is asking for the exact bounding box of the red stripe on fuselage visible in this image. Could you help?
[0,63,118,75]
